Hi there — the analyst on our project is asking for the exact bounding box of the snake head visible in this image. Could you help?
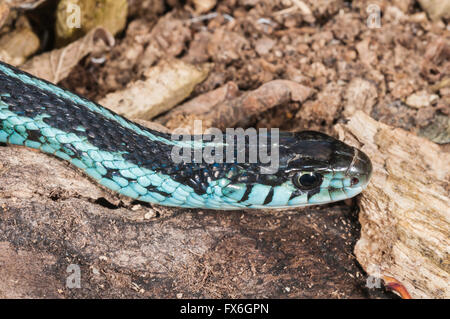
[278,131,373,206]
[219,131,372,209]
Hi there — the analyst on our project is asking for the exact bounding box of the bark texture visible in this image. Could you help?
[336,111,450,299]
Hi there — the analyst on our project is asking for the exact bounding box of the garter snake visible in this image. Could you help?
[0,61,372,210]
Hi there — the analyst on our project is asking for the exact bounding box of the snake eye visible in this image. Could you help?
[293,172,323,190]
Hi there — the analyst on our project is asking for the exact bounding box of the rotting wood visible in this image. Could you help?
[335,111,450,299]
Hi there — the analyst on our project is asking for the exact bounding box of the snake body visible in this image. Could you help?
[0,61,372,210]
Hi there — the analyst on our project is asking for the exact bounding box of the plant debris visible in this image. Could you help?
[22,27,114,83]
[99,59,212,119]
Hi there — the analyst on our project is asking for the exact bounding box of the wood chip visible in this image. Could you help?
[158,81,240,130]
[162,80,312,132]
[343,78,378,118]
[99,59,212,120]
[0,16,39,66]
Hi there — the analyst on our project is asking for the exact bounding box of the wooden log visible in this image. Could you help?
[335,111,450,299]
[0,121,386,298]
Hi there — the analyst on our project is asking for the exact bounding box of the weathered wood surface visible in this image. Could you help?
[336,111,450,299]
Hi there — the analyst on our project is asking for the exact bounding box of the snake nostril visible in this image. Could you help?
[351,177,359,186]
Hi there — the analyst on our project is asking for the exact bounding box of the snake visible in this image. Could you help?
[0,61,372,210]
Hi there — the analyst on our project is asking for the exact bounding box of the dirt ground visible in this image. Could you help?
[0,0,448,298]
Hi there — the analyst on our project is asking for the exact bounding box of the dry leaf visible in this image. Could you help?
[418,0,450,21]
[0,2,9,29]
[56,0,127,46]
[99,59,212,120]
[21,27,114,83]
[0,16,39,66]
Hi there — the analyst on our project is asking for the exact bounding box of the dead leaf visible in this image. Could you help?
[21,27,115,83]
[418,0,450,21]
[0,2,9,29]
[0,16,39,66]
[56,0,127,46]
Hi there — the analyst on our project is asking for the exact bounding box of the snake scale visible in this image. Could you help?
[0,61,372,210]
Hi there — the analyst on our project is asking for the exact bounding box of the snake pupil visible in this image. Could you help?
[293,172,323,190]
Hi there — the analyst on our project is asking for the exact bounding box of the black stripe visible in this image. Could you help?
[263,187,274,205]
[239,185,253,202]
[306,187,321,201]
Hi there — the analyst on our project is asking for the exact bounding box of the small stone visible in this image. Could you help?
[254,37,276,56]
[405,90,439,108]
[131,204,141,211]
[176,293,183,299]
[274,49,283,58]
[144,210,156,219]
[345,49,357,61]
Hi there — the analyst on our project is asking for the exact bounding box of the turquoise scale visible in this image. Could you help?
[241,184,272,206]
[222,183,247,201]
[266,185,292,207]
[308,188,332,204]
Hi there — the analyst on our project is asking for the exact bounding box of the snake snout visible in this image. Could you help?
[345,148,373,190]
